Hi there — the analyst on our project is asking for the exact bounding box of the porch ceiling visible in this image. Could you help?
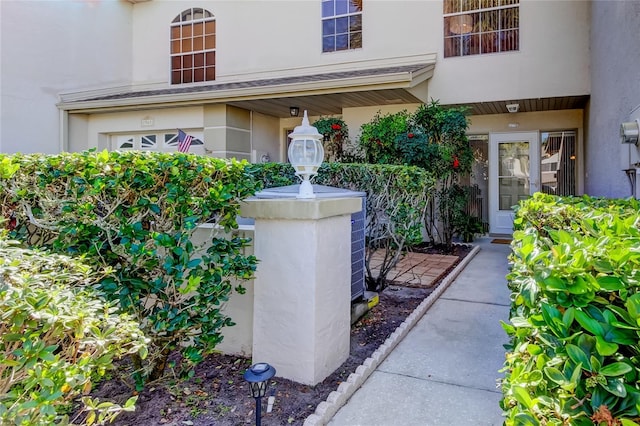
[226,88,423,118]
[445,95,590,115]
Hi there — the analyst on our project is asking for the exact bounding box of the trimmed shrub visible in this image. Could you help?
[501,193,640,425]
[0,234,147,425]
[0,151,259,383]
[247,162,436,291]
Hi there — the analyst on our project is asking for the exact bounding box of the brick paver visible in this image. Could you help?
[368,250,459,288]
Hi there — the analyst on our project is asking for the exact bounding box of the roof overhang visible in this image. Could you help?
[58,62,435,117]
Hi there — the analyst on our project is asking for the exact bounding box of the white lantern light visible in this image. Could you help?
[287,110,324,198]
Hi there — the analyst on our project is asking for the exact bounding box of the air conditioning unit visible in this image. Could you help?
[254,184,367,301]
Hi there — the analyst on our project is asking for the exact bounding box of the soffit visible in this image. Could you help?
[446,95,590,115]
[58,63,435,116]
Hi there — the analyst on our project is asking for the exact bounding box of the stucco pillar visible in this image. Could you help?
[240,197,361,385]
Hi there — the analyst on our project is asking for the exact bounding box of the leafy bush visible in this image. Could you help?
[501,193,640,425]
[0,234,147,425]
[356,102,476,249]
[0,151,258,384]
[247,162,436,291]
[358,110,410,164]
[311,116,363,162]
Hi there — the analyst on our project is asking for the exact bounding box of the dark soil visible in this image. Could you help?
[90,245,471,426]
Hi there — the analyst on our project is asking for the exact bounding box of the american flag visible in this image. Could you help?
[177,129,193,153]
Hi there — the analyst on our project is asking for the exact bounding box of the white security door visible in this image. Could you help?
[489,132,540,235]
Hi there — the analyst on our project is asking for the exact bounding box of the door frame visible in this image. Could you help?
[488,131,540,236]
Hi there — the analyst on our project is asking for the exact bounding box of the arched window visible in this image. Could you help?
[170,8,216,84]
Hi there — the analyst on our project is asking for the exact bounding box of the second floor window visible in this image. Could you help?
[171,8,216,84]
[322,0,363,53]
[444,0,519,58]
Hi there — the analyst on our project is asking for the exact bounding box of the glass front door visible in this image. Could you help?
[489,132,540,235]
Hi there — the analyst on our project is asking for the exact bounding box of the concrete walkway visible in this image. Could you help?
[328,237,512,426]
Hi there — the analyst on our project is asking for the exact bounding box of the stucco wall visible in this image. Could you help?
[586,0,640,197]
[0,1,133,154]
[129,0,589,107]
[429,0,590,104]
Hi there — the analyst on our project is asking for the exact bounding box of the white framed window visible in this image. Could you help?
[113,132,205,154]
[171,8,216,84]
[443,0,519,58]
[322,0,362,53]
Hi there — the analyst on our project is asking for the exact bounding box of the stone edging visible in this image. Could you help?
[302,244,482,426]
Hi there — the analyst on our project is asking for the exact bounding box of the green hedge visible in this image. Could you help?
[247,162,436,291]
[0,151,259,383]
[501,193,640,425]
[0,234,147,425]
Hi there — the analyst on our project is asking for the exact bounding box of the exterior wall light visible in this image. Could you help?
[287,110,324,198]
[506,103,519,113]
[244,362,276,426]
[289,106,300,117]
[621,119,640,145]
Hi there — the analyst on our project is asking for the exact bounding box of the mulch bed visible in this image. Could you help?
[88,244,472,426]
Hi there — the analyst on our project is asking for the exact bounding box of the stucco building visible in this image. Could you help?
[1,0,638,234]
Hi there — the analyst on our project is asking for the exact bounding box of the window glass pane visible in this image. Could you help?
[171,40,180,54]
[193,37,203,51]
[322,19,336,36]
[501,7,518,29]
[349,0,362,13]
[182,39,192,53]
[171,26,180,40]
[194,68,204,82]
[444,0,460,13]
[336,16,349,33]
[540,131,576,196]
[323,35,335,52]
[501,29,519,51]
[336,0,348,15]
[171,56,181,69]
[205,51,215,65]
[194,53,204,67]
[466,34,480,55]
[481,32,498,53]
[322,0,334,17]
[336,34,349,50]
[444,37,459,57]
[481,11,498,32]
[172,71,181,84]
[204,34,215,49]
[461,0,479,12]
[141,135,156,149]
[182,24,192,38]
[205,21,215,35]
[182,70,192,83]
[349,14,362,32]
[350,31,362,49]
[205,67,215,81]
[193,22,204,36]
[183,54,193,68]
[193,8,204,20]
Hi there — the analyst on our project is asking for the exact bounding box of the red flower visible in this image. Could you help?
[408,133,414,138]
[376,139,382,146]
[331,123,342,130]
[453,156,460,169]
